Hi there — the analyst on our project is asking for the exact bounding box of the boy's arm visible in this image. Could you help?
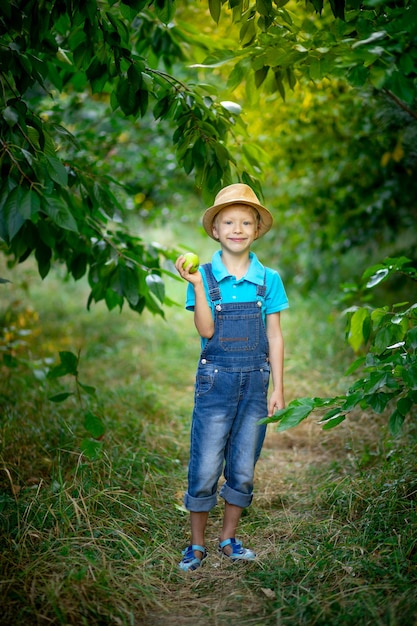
[192,280,215,338]
[175,255,214,339]
[266,312,285,416]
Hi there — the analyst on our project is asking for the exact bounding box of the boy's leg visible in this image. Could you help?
[219,502,243,554]
[190,510,209,557]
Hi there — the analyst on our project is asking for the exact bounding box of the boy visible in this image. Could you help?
[175,183,289,571]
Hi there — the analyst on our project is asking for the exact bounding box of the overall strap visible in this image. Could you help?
[201,263,222,303]
[202,264,267,303]
[256,270,267,299]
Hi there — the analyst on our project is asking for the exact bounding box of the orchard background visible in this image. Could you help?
[1,1,416,624]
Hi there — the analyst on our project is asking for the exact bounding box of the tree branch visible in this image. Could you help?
[382,89,417,121]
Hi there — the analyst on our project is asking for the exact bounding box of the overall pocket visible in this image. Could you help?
[195,366,217,396]
[218,313,260,352]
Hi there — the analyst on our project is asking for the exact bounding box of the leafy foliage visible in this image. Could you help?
[0,0,254,314]
[263,257,417,434]
[254,82,417,290]
[47,350,106,458]
[1,0,416,315]
[196,0,417,103]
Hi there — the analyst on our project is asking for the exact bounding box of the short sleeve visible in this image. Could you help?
[264,268,289,314]
[185,282,196,311]
[185,269,213,314]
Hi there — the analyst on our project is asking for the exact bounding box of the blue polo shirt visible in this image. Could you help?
[186,251,289,346]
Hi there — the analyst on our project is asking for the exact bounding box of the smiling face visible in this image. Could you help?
[212,204,260,253]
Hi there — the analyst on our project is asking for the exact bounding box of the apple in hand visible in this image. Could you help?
[182,252,199,273]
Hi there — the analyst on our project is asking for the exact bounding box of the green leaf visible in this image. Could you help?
[43,197,79,233]
[286,67,297,90]
[310,0,324,13]
[78,382,96,396]
[18,188,41,219]
[366,268,389,288]
[84,411,105,439]
[348,307,370,352]
[120,265,140,306]
[256,0,273,16]
[262,397,318,430]
[70,253,88,281]
[145,273,165,303]
[341,392,362,411]
[220,100,242,115]
[373,323,406,353]
[0,187,26,242]
[105,288,124,311]
[35,239,52,279]
[2,106,19,127]
[240,16,257,47]
[153,0,176,24]
[80,438,103,460]
[274,69,286,101]
[388,409,404,436]
[321,412,346,430]
[352,30,387,49]
[47,351,78,378]
[209,0,221,23]
[403,365,417,390]
[92,181,122,219]
[344,355,366,376]
[73,42,92,69]
[137,88,149,117]
[406,327,417,351]
[365,391,393,413]
[116,76,139,116]
[49,392,74,403]
[275,403,314,431]
[227,60,246,90]
[319,406,343,422]
[388,71,415,105]
[397,396,413,417]
[254,66,269,88]
[46,156,68,186]
[121,0,148,17]
[363,371,398,394]
[242,142,267,168]
[371,307,390,329]
[59,351,78,376]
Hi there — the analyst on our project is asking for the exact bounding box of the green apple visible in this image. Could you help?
[182,252,199,273]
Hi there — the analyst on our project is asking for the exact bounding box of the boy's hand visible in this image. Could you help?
[175,255,203,285]
[268,390,285,417]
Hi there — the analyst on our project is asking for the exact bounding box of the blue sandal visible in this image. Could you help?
[179,544,207,572]
[218,538,256,561]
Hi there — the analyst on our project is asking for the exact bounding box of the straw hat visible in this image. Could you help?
[202,183,273,239]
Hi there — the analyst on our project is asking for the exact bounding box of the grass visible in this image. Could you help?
[1,258,416,625]
[247,438,417,626]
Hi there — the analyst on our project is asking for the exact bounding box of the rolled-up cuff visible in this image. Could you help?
[183,491,217,512]
[219,483,253,508]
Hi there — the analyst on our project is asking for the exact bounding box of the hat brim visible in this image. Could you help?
[202,200,273,240]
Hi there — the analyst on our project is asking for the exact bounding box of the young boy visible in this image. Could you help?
[175,183,289,571]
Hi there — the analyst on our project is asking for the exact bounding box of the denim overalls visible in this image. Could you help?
[184,263,270,513]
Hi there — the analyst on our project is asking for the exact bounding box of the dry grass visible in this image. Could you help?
[1,261,416,626]
[142,412,393,626]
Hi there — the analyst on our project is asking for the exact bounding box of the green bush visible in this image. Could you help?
[264,257,417,435]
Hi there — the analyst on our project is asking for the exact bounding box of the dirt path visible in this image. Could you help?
[145,419,359,626]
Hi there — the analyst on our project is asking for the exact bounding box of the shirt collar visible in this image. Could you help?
[211,250,265,285]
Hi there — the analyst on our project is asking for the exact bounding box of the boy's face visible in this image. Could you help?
[212,205,260,252]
